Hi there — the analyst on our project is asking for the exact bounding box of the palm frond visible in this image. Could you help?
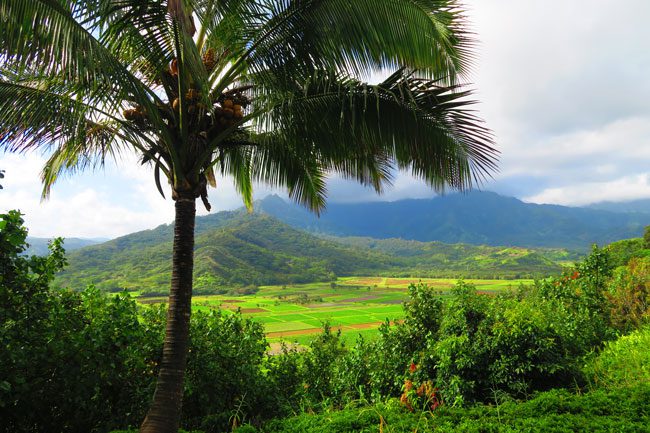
[248,133,328,213]
[231,0,472,88]
[0,0,162,108]
[254,68,497,192]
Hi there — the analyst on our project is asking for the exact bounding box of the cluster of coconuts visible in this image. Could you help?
[213,96,246,128]
[122,48,249,131]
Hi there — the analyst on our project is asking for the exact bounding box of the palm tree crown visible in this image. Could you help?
[1,0,496,209]
[1,1,497,432]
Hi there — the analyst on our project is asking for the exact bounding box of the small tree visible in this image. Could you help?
[643,225,650,249]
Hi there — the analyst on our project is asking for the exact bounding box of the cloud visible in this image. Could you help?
[468,0,650,203]
[524,173,650,206]
[0,152,257,238]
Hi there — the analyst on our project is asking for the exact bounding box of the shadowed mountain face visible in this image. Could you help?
[55,211,566,293]
[255,191,649,250]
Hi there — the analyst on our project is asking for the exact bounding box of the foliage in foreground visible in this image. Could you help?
[583,324,650,390]
[0,212,271,433]
[2,212,649,432]
[259,384,650,433]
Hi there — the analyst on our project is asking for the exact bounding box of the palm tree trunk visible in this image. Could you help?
[141,197,196,433]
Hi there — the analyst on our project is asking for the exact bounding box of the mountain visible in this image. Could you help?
[55,212,564,293]
[55,213,397,293]
[587,198,650,214]
[255,191,649,250]
[331,236,568,278]
[25,237,108,256]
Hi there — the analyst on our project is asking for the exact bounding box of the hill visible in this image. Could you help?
[56,213,565,293]
[587,198,650,214]
[55,213,396,293]
[25,237,107,256]
[332,236,572,278]
[256,191,649,250]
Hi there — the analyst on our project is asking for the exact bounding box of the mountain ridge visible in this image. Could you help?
[254,191,649,250]
[55,212,566,292]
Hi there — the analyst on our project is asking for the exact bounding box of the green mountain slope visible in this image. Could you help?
[256,192,649,250]
[56,213,567,293]
[55,213,396,293]
[331,236,567,278]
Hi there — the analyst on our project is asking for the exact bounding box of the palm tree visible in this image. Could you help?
[0,0,497,431]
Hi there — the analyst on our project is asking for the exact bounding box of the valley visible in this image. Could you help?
[134,276,531,346]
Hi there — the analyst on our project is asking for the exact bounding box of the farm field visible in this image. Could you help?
[138,276,532,347]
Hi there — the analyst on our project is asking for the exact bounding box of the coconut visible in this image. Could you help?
[186,89,199,100]
[203,48,216,72]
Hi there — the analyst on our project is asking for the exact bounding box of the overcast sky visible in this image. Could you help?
[2,0,650,238]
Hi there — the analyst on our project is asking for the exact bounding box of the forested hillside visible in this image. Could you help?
[256,191,649,250]
[56,213,566,293]
[55,214,396,293]
[333,236,572,277]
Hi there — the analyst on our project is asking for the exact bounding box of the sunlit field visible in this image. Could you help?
[138,276,532,347]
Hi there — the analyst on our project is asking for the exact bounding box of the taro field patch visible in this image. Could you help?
[138,276,531,348]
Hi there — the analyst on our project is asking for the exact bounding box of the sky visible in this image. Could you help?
[1,0,650,238]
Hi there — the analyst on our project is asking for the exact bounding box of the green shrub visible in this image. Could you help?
[300,323,347,405]
[584,325,650,389]
[1,211,158,433]
[260,384,650,433]
[0,211,274,433]
[183,310,269,431]
[607,257,650,331]
[430,282,492,404]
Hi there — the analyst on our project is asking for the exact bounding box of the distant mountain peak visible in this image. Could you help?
[250,190,648,250]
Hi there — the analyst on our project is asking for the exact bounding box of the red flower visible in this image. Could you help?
[409,362,417,373]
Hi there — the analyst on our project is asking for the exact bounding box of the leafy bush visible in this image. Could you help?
[364,283,444,399]
[584,325,650,389]
[1,212,159,433]
[259,384,650,433]
[0,211,274,433]
[607,257,650,331]
[184,310,269,431]
[431,284,581,404]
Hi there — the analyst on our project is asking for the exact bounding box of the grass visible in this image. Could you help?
[136,276,531,347]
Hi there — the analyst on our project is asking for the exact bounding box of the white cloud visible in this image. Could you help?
[0,152,255,238]
[524,173,650,206]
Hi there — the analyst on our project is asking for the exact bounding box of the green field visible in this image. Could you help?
[138,276,531,347]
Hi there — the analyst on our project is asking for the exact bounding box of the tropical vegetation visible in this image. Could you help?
[0,1,498,430]
[54,212,565,293]
[2,212,649,433]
